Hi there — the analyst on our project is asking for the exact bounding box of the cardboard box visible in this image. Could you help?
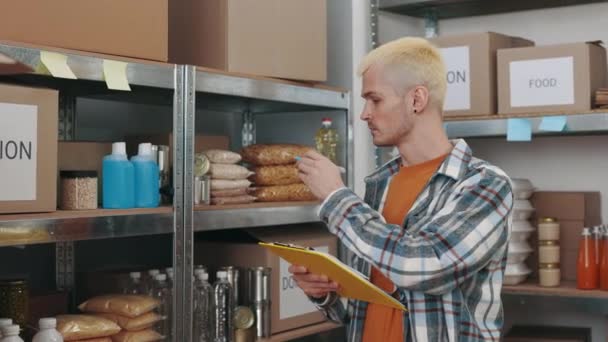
[504,325,591,342]
[126,134,230,163]
[0,84,57,213]
[58,141,112,204]
[498,42,607,114]
[0,0,327,81]
[430,32,534,117]
[196,225,337,334]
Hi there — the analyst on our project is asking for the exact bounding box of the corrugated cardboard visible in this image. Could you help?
[0,84,57,213]
[195,225,337,334]
[430,32,534,117]
[0,0,327,81]
[58,141,112,204]
[527,192,602,281]
[192,0,327,81]
[498,42,607,114]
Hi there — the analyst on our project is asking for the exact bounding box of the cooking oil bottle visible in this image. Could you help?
[315,118,338,164]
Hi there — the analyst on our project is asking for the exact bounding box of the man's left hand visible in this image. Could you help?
[296,150,345,200]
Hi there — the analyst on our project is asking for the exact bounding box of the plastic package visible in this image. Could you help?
[210,179,251,191]
[211,195,257,205]
[241,144,313,166]
[71,339,112,342]
[78,295,160,318]
[111,330,163,342]
[252,184,316,202]
[209,164,253,180]
[204,150,242,164]
[251,165,300,186]
[56,315,120,341]
[211,188,249,198]
[94,312,161,332]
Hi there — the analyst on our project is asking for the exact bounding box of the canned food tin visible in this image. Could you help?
[254,301,271,339]
[235,326,256,342]
[234,306,255,329]
[0,280,28,326]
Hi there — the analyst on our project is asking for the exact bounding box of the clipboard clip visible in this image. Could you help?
[273,242,316,251]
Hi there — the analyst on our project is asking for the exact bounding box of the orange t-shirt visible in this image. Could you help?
[362,154,446,342]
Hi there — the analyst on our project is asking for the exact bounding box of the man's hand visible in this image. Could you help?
[288,264,339,299]
[296,150,345,200]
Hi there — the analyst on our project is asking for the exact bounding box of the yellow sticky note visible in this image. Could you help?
[40,51,77,79]
[103,60,131,91]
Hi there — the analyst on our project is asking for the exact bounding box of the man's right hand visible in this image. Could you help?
[288,264,339,298]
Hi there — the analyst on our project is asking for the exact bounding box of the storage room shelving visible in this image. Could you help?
[0,40,351,341]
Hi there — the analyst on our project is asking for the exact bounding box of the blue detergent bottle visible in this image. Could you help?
[102,142,135,209]
[132,143,160,208]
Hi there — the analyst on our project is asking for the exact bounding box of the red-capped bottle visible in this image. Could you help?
[577,227,599,290]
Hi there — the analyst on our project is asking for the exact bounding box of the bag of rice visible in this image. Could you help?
[209,164,253,180]
[211,195,257,205]
[57,315,120,341]
[95,312,161,331]
[72,338,113,342]
[204,149,242,164]
[210,187,250,198]
[210,179,251,191]
[78,295,160,318]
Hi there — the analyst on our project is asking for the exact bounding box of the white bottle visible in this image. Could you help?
[145,269,161,295]
[125,272,143,295]
[33,318,63,342]
[0,319,12,338]
[1,325,23,342]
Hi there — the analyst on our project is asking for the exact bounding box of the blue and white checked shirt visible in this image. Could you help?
[314,139,513,342]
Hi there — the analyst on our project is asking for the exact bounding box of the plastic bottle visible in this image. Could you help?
[1,325,23,342]
[600,227,608,290]
[102,142,135,209]
[165,268,174,289]
[144,269,161,296]
[212,271,234,342]
[193,271,213,342]
[152,274,172,341]
[132,143,160,208]
[314,118,339,164]
[125,272,143,295]
[0,319,12,338]
[577,227,599,289]
[32,318,63,342]
[594,226,603,267]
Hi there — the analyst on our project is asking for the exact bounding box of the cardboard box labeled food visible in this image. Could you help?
[0,84,57,213]
[58,141,112,203]
[195,225,337,334]
[498,42,607,114]
[0,0,327,81]
[430,32,534,117]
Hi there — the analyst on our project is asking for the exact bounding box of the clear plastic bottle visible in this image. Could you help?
[1,325,23,342]
[32,318,63,342]
[152,274,172,340]
[193,271,213,342]
[165,268,174,289]
[102,142,135,209]
[314,118,339,164]
[212,270,234,342]
[144,269,161,296]
[0,319,12,338]
[125,272,143,295]
[132,143,160,208]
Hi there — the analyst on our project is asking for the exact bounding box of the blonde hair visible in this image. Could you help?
[358,37,447,110]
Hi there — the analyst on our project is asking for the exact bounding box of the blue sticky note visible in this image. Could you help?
[539,116,567,132]
[507,118,532,142]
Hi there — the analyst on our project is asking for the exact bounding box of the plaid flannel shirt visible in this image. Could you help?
[314,139,513,342]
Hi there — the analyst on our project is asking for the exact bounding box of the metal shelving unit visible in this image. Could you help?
[0,41,351,341]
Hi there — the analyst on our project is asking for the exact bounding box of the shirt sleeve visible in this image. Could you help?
[318,170,513,295]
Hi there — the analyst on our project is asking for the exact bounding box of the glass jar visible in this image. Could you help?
[538,240,560,264]
[538,217,560,241]
[60,171,98,210]
[539,263,560,287]
[0,280,28,326]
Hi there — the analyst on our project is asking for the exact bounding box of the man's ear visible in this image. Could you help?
[412,86,430,114]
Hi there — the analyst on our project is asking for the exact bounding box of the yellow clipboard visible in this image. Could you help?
[259,242,407,311]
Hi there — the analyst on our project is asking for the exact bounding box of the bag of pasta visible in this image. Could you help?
[57,315,120,341]
[111,330,163,342]
[78,295,160,318]
[71,338,113,342]
[211,195,257,205]
[250,164,301,186]
[241,144,313,166]
[95,312,162,331]
[252,184,316,202]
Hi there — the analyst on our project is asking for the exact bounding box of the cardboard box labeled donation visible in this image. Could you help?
[0,84,57,213]
[498,42,607,114]
[430,32,534,117]
[196,225,337,334]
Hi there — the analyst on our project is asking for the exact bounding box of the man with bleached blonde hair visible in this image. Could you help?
[291,37,513,341]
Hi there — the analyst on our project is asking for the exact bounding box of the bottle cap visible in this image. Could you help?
[39,318,57,329]
[130,272,141,279]
[0,318,12,326]
[2,324,19,335]
[194,269,205,277]
[582,227,591,236]
[148,269,160,276]
[112,142,127,155]
[138,143,153,156]
[196,271,209,281]
[217,270,227,279]
[155,274,167,281]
